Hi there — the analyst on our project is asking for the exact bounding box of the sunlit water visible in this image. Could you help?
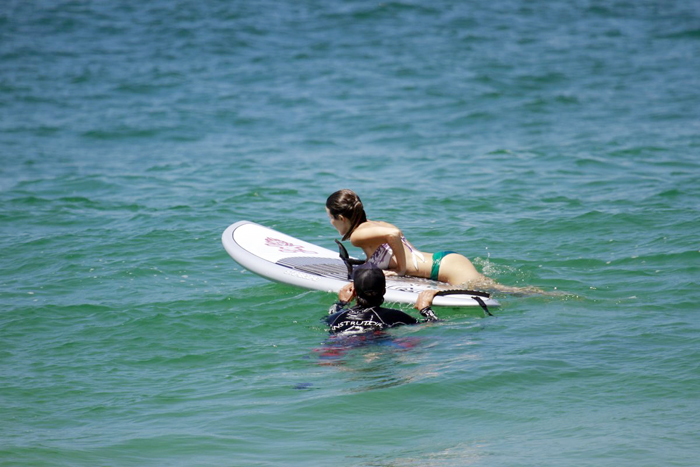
[2,1,699,465]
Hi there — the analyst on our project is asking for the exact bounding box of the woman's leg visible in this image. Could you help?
[440,253,548,294]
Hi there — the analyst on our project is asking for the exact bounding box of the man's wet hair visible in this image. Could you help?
[352,266,386,307]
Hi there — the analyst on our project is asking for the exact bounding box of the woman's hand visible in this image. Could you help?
[382,269,406,277]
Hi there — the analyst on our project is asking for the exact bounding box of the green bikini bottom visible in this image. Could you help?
[430,251,456,281]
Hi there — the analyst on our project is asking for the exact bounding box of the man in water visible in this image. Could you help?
[326,266,440,335]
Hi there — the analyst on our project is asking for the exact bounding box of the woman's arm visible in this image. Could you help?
[351,223,407,275]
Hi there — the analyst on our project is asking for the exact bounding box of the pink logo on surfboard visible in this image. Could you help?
[265,237,317,254]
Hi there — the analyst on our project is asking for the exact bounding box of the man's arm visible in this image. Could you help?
[414,290,440,321]
[329,282,356,314]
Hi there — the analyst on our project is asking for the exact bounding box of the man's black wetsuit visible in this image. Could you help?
[326,302,436,335]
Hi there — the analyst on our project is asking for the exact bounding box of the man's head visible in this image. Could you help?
[353,266,386,307]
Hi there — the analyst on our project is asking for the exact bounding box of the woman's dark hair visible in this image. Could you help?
[326,189,367,241]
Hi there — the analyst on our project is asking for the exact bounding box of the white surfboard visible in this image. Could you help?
[222,221,499,309]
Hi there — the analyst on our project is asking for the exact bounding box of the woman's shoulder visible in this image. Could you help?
[356,220,400,232]
[350,220,401,244]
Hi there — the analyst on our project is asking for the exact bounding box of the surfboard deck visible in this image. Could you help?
[221,221,499,309]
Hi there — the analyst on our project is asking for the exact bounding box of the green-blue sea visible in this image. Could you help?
[2,1,699,465]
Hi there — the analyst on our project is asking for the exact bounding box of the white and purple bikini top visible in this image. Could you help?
[367,235,425,270]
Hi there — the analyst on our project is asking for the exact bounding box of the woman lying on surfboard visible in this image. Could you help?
[326,189,542,293]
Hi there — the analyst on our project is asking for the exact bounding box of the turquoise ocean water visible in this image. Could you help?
[2,1,699,465]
